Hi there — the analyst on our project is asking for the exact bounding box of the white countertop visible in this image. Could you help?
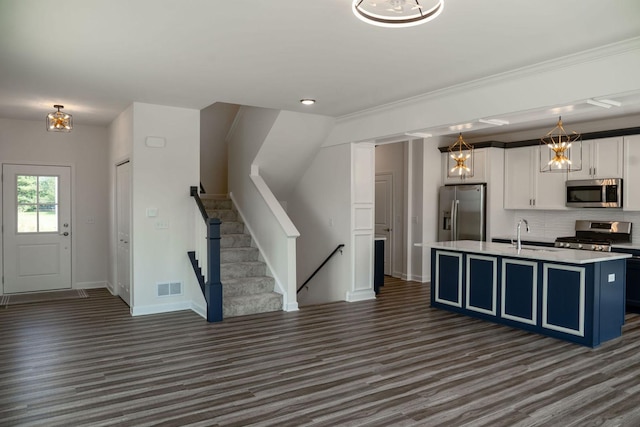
[415,240,632,264]
[492,235,640,252]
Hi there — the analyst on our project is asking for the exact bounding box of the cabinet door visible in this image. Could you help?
[504,147,534,209]
[501,259,537,325]
[442,148,486,184]
[541,263,585,337]
[535,168,568,210]
[433,251,463,307]
[466,254,497,316]
[593,137,623,178]
[624,135,640,211]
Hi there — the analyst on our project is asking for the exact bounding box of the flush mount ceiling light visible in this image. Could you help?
[300,99,316,105]
[540,116,582,173]
[46,104,73,132]
[447,133,474,178]
[352,0,444,28]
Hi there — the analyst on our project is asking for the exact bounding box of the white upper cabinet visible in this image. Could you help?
[504,146,567,210]
[442,147,486,184]
[570,137,624,179]
[623,135,640,211]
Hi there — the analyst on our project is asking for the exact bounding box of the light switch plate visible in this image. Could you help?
[608,273,615,282]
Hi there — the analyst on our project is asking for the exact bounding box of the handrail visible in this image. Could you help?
[190,186,209,222]
[297,244,345,294]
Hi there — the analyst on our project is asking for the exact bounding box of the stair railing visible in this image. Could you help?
[297,244,345,294]
[188,186,223,322]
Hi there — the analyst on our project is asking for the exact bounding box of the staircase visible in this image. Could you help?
[201,197,283,317]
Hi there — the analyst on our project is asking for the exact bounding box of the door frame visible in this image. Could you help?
[1,161,76,294]
[115,159,132,307]
[375,172,394,276]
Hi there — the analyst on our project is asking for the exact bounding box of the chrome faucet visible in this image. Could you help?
[516,218,530,252]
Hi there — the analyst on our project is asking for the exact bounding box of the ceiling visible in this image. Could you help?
[1,0,640,134]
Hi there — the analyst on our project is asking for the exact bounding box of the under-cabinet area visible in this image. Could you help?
[429,241,630,347]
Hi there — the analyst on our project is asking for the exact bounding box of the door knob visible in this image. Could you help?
[60,231,69,236]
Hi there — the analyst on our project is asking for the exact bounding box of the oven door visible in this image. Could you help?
[566,179,621,208]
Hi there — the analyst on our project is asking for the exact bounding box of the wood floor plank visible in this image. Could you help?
[1,277,640,426]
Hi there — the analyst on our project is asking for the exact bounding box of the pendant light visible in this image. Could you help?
[46,105,73,132]
[447,133,474,178]
[540,116,581,173]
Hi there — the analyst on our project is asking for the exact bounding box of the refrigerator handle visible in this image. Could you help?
[451,199,458,241]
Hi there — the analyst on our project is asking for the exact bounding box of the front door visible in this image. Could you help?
[2,164,72,293]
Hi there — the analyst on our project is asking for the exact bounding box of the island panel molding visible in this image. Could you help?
[466,254,497,316]
[501,259,538,326]
[427,241,630,347]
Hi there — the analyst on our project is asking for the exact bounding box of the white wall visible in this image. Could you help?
[289,143,352,305]
[375,142,406,278]
[408,139,425,282]
[200,102,240,196]
[0,118,109,291]
[129,103,200,315]
[254,110,335,202]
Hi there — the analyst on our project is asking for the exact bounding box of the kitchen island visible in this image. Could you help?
[421,241,632,347]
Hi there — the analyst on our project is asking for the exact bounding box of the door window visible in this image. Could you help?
[16,175,59,233]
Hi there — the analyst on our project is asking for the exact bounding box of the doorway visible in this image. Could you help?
[375,173,393,275]
[116,161,132,306]
[2,164,72,293]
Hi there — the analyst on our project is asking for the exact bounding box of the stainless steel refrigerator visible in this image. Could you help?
[438,183,486,242]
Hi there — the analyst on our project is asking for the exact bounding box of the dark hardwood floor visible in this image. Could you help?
[2,277,640,426]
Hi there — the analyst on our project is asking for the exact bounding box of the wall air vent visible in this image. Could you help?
[157,282,182,297]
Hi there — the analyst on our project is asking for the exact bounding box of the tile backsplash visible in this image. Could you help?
[508,210,640,242]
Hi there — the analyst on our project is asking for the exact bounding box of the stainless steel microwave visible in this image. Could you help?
[566,178,622,208]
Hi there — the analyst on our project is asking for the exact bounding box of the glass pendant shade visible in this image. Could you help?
[46,105,73,132]
[447,133,474,178]
[540,116,581,173]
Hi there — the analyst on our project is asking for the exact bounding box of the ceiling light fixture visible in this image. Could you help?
[447,133,474,178]
[300,99,316,105]
[46,104,73,132]
[352,0,444,28]
[540,116,582,173]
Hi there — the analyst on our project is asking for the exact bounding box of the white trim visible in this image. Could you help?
[346,289,376,302]
[284,301,299,312]
[337,37,640,122]
[434,250,463,308]
[466,254,497,316]
[105,281,116,294]
[191,301,207,319]
[542,263,586,337]
[501,259,538,325]
[74,281,108,289]
[132,301,191,317]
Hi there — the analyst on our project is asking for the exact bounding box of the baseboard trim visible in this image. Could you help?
[75,281,108,290]
[345,289,376,302]
[284,301,299,312]
[191,301,207,319]
[132,301,192,317]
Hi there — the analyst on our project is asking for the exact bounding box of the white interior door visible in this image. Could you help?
[116,161,132,306]
[375,173,393,275]
[2,164,72,293]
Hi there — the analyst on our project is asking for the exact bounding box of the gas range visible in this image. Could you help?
[554,220,632,252]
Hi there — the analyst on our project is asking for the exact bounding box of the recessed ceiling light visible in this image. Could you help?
[405,132,433,138]
[300,99,316,105]
[478,118,509,126]
[586,99,613,109]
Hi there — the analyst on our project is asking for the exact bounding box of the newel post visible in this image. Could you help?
[206,217,223,322]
